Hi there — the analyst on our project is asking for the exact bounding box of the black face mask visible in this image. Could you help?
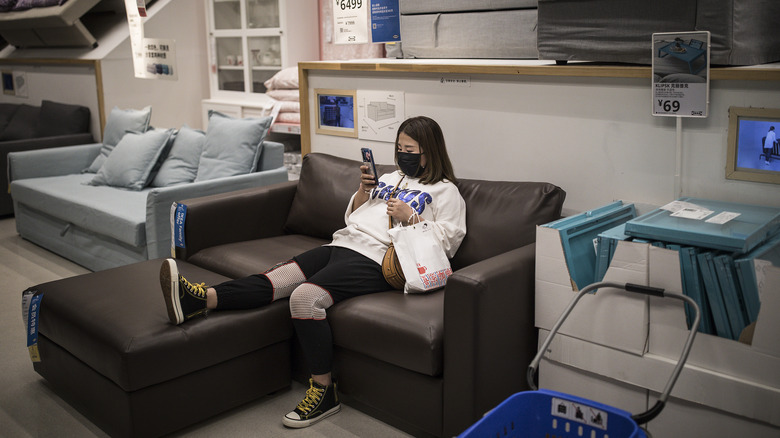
[397,151,424,177]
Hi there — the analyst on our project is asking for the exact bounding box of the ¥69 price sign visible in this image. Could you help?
[651,31,710,118]
[333,0,368,44]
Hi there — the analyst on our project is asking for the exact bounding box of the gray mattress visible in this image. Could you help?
[537,0,780,66]
[399,0,537,14]
[400,8,538,59]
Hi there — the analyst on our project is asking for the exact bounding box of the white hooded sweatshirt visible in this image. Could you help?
[329,170,467,265]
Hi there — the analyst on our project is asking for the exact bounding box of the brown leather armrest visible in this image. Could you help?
[175,181,298,260]
[441,243,537,437]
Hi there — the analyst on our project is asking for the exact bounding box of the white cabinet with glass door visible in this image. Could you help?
[206,0,318,97]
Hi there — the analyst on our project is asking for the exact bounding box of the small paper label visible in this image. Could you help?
[705,211,740,225]
[670,207,713,220]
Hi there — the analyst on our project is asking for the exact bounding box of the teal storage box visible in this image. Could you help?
[624,197,780,253]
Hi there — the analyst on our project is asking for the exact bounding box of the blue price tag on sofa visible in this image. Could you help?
[173,203,187,250]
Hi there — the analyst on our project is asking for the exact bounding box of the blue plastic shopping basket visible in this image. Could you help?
[458,281,701,438]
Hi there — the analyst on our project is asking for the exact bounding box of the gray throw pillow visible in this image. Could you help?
[151,126,205,187]
[90,129,173,190]
[87,106,152,173]
[194,111,271,182]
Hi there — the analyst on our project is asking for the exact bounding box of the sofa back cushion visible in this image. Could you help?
[0,104,39,141]
[285,153,394,239]
[450,179,565,270]
[36,100,91,137]
[194,111,271,182]
[286,153,566,269]
[0,103,19,134]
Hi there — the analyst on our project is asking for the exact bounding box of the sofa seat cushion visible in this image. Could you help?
[330,290,445,376]
[33,259,294,392]
[11,173,148,246]
[189,234,446,376]
[189,234,330,279]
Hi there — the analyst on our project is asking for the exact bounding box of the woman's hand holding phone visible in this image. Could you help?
[359,147,379,193]
[359,164,378,193]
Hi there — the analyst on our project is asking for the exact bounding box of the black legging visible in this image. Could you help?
[212,246,391,374]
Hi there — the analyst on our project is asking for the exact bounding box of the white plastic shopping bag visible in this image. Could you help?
[387,222,453,294]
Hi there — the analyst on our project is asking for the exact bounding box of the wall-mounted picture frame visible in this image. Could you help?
[726,106,780,185]
[315,88,357,138]
[2,71,15,95]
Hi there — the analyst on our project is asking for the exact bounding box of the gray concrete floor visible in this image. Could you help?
[0,217,412,437]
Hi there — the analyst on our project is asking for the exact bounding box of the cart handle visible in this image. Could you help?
[527,281,700,426]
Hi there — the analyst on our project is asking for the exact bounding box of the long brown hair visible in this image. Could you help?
[394,116,457,184]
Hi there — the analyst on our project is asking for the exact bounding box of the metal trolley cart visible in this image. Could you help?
[458,281,701,438]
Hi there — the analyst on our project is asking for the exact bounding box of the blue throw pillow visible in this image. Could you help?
[151,126,205,187]
[90,129,173,190]
[194,111,271,182]
[87,106,152,173]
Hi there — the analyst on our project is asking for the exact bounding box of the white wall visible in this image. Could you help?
[307,68,780,214]
[101,0,209,131]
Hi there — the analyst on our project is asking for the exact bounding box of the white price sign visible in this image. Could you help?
[334,0,368,44]
[651,31,710,118]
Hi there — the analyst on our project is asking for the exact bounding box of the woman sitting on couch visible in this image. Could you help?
[159,115,467,428]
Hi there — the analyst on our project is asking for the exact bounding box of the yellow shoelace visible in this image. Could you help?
[181,276,207,298]
[297,383,324,413]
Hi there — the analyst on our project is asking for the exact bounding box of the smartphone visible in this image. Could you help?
[360,147,378,185]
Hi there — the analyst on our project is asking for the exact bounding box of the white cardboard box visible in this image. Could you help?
[536,227,780,429]
[535,225,649,355]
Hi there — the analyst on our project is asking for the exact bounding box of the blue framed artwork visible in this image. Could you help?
[315,88,358,138]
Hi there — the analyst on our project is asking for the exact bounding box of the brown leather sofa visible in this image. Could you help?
[174,152,566,436]
[28,152,564,437]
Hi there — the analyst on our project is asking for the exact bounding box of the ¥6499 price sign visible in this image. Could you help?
[337,0,362,9]
[333,0,368,44]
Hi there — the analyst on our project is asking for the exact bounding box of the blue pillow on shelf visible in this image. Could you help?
[194,110,272,182]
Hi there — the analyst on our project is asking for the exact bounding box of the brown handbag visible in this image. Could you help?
[382,242,406,290]
[381,176,406,289]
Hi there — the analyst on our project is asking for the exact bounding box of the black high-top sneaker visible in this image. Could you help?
[283,379,341,428]
[160,258,207,325]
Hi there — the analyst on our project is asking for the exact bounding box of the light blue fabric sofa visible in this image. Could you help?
[8,140,287,272]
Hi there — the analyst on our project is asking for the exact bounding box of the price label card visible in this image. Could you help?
[651,31,710,118]
[334,0,368,44]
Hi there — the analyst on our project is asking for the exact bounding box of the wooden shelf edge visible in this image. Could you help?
[298,61,780,81]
